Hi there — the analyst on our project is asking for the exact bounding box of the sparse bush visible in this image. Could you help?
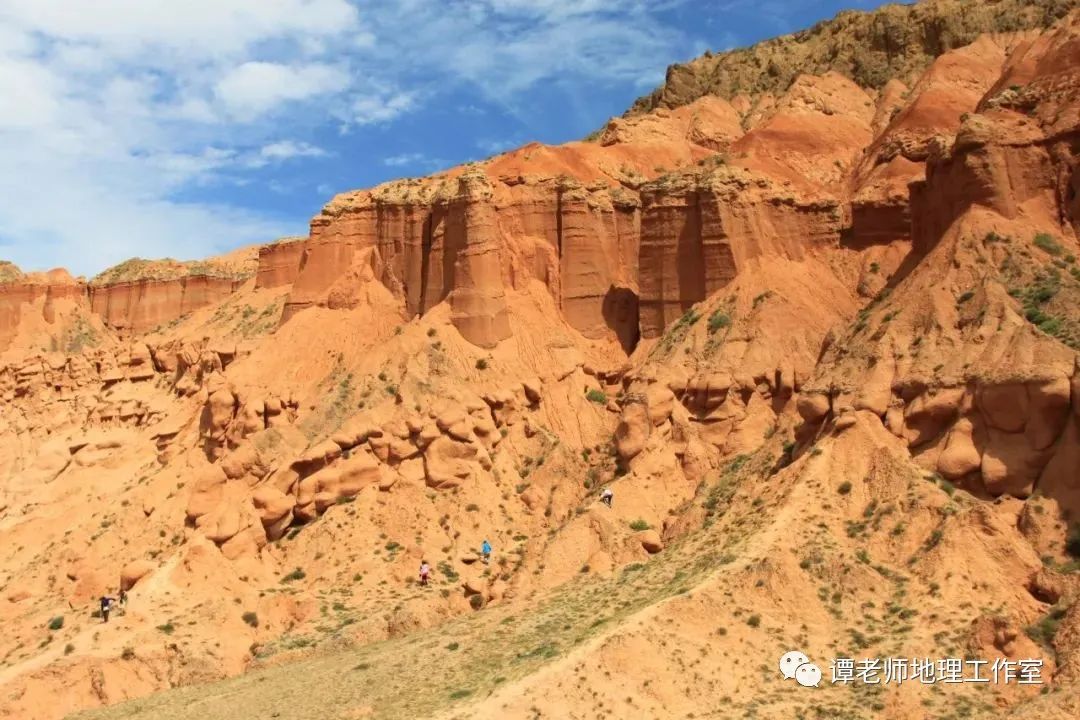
[121,647,136,660]
[156,622,175,635]
[449,688,473,700]
[475,358,488,370]
[585,389,607,405]
[282,567,306,583]
[629,519,651,531]
[707,310,731,333]
[446,642,459,651]
[427,328,437,337]
[837,481,852,495]
[1025,605,1067,649]
[64,643,75,655]
[746,615,761,628]
[1034,233,1063,256]
[47,616,64,631]
[242,612,259,628]
[469,594,484,610]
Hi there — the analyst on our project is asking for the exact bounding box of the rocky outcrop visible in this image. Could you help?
[627,0,1070,114]
[910,112,1063,254]
[849,36,1010,247]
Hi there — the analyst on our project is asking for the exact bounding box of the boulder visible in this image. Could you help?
[185,465,228,521]
[903,387,964,446]
[645,385,676,426]
[614,401,650,462]
[976,383,1027,433]
[637,530,664,554]
[796,392,830,424]
[937,418,982,479]
[252,485,296,540]
[1025,377,1071,450]
[424,436,477,489]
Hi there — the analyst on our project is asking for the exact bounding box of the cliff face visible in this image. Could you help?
[254,238,307,290]
[87,275,247,335]
[0,270,88,356]
[280,93,853,351]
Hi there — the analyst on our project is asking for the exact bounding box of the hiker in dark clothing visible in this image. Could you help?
[100,595,114,623]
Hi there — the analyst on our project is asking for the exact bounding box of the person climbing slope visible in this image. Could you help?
[600,487,613,508]
[481,539,492,565]
[99,595,114,623]
[419,561,431,587]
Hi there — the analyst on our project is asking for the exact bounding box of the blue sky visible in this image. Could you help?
[0,0,883,276]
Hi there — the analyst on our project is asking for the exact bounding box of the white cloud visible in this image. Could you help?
[216,62,349,121]
[353,89,416,126]
[0,1,359,274]
[382,152,427,167]
[0,0,360,58]
[260,140,327,161]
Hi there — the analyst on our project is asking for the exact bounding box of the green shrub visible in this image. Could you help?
[47,616,64,631]
[156,623,175,635]
[629,519,651,531]
[707,310,731,333]
[446,642,460,651]
[449,688,473,700]
[281,568,306,583]
[585,389,607,405]
[1034,233,1063,256]
[1025,605,1067,649]
[242,612,259,628]
[746,615,761,628]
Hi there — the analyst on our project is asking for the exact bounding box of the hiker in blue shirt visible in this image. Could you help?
[481,539,492,565]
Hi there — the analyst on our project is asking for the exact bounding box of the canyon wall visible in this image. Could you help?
[281,160,848,350]
[88,275,247,335]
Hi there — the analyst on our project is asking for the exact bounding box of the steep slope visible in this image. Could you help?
[628,0,1073,116]
[0,4,1079,720]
